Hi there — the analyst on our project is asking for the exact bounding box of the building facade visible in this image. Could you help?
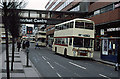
[21,24,27,36]
[87,2,120,62]
[45,0,120,62]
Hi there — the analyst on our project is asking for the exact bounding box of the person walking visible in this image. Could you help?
[17,40,21,52]
[35,41,40,49]
[25,39,30,48]
[22,40,26,52]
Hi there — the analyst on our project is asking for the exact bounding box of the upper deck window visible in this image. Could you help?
[75,21,84,28]
[85,22,93,30]
[55,21,74,31]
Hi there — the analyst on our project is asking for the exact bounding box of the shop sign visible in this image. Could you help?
[20,18,47,23]
[107,27,120,32]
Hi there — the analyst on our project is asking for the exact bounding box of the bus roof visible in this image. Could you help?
[55,18,94,26]
[38,31,46,33]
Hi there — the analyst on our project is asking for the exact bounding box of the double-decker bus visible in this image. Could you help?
[36,31,46,47]
[52,18,95,58]
[30,35,35,43]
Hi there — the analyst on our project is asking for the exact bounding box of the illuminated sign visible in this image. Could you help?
[27,27,33,34]
[78,34,90,37]
[20,18,47,23]
[107,27,120,32]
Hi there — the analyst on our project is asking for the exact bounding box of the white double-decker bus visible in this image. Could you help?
[36,31,46,47]
[52,18,95,58]
[30,35,35,43]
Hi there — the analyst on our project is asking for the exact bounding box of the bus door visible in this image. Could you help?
[68,37,73,56]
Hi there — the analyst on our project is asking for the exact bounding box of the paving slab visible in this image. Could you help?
[24,68,39,77]
[1,47,41,78]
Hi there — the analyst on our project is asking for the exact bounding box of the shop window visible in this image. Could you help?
[100,4,113,13]
[94,10,100,15]
[108,40,117,56]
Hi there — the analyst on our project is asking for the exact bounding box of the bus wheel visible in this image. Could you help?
[55,47,57,54]
[64,49,67,57]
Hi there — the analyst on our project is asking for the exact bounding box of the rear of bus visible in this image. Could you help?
[36,31,46,47]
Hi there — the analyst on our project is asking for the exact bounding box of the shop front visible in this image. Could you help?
[101,27,120,63]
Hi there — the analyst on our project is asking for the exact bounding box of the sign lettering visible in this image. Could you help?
[107,27,120,32]
[20,18,47,23]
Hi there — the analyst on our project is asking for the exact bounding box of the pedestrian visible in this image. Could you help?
[17,40,21,52]
[22,40,26,51]
[25,39,30,48]
[35,41,40,49]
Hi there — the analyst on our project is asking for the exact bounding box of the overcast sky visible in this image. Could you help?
[24,0,49,10]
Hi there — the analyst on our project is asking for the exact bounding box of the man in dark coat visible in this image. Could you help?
[25,39,30,48]
[22,40,26,49]
[17,40,21,52]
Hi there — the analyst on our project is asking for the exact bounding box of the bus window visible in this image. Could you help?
[69,38,72,46]
[70,22,73,28]
[60,25,62,30]
[85,22,93,30]
[84,38,93,48]
[75,21,84,28]
[66,23,69,28]
[73,37,83,47]
[63,24,67,29]
[41,38,45,42]
[55,26,58,31]
[58,38,61,44]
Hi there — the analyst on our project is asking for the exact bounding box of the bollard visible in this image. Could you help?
[115,63,119,71]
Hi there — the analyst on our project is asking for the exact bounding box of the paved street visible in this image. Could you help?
[28,43,119,78]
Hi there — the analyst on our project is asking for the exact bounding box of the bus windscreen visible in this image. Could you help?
[73,37,93,48]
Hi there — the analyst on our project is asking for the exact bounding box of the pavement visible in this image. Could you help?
[0,44,41,79]
[93,51,118,66]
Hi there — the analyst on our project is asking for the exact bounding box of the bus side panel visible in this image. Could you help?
[57,45,64,55]
[67,46,73,56]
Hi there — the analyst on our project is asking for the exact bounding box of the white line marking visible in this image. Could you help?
[45,56,50,60]
[56,73,61,77]
[42,56,46,60]
[99,74,111,79]
[54,62,66,69]
[74,73,81,77]
[47,61,54,69]
[69,62,86,70]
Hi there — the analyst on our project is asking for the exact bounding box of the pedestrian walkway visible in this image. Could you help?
[0,46,41,79]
